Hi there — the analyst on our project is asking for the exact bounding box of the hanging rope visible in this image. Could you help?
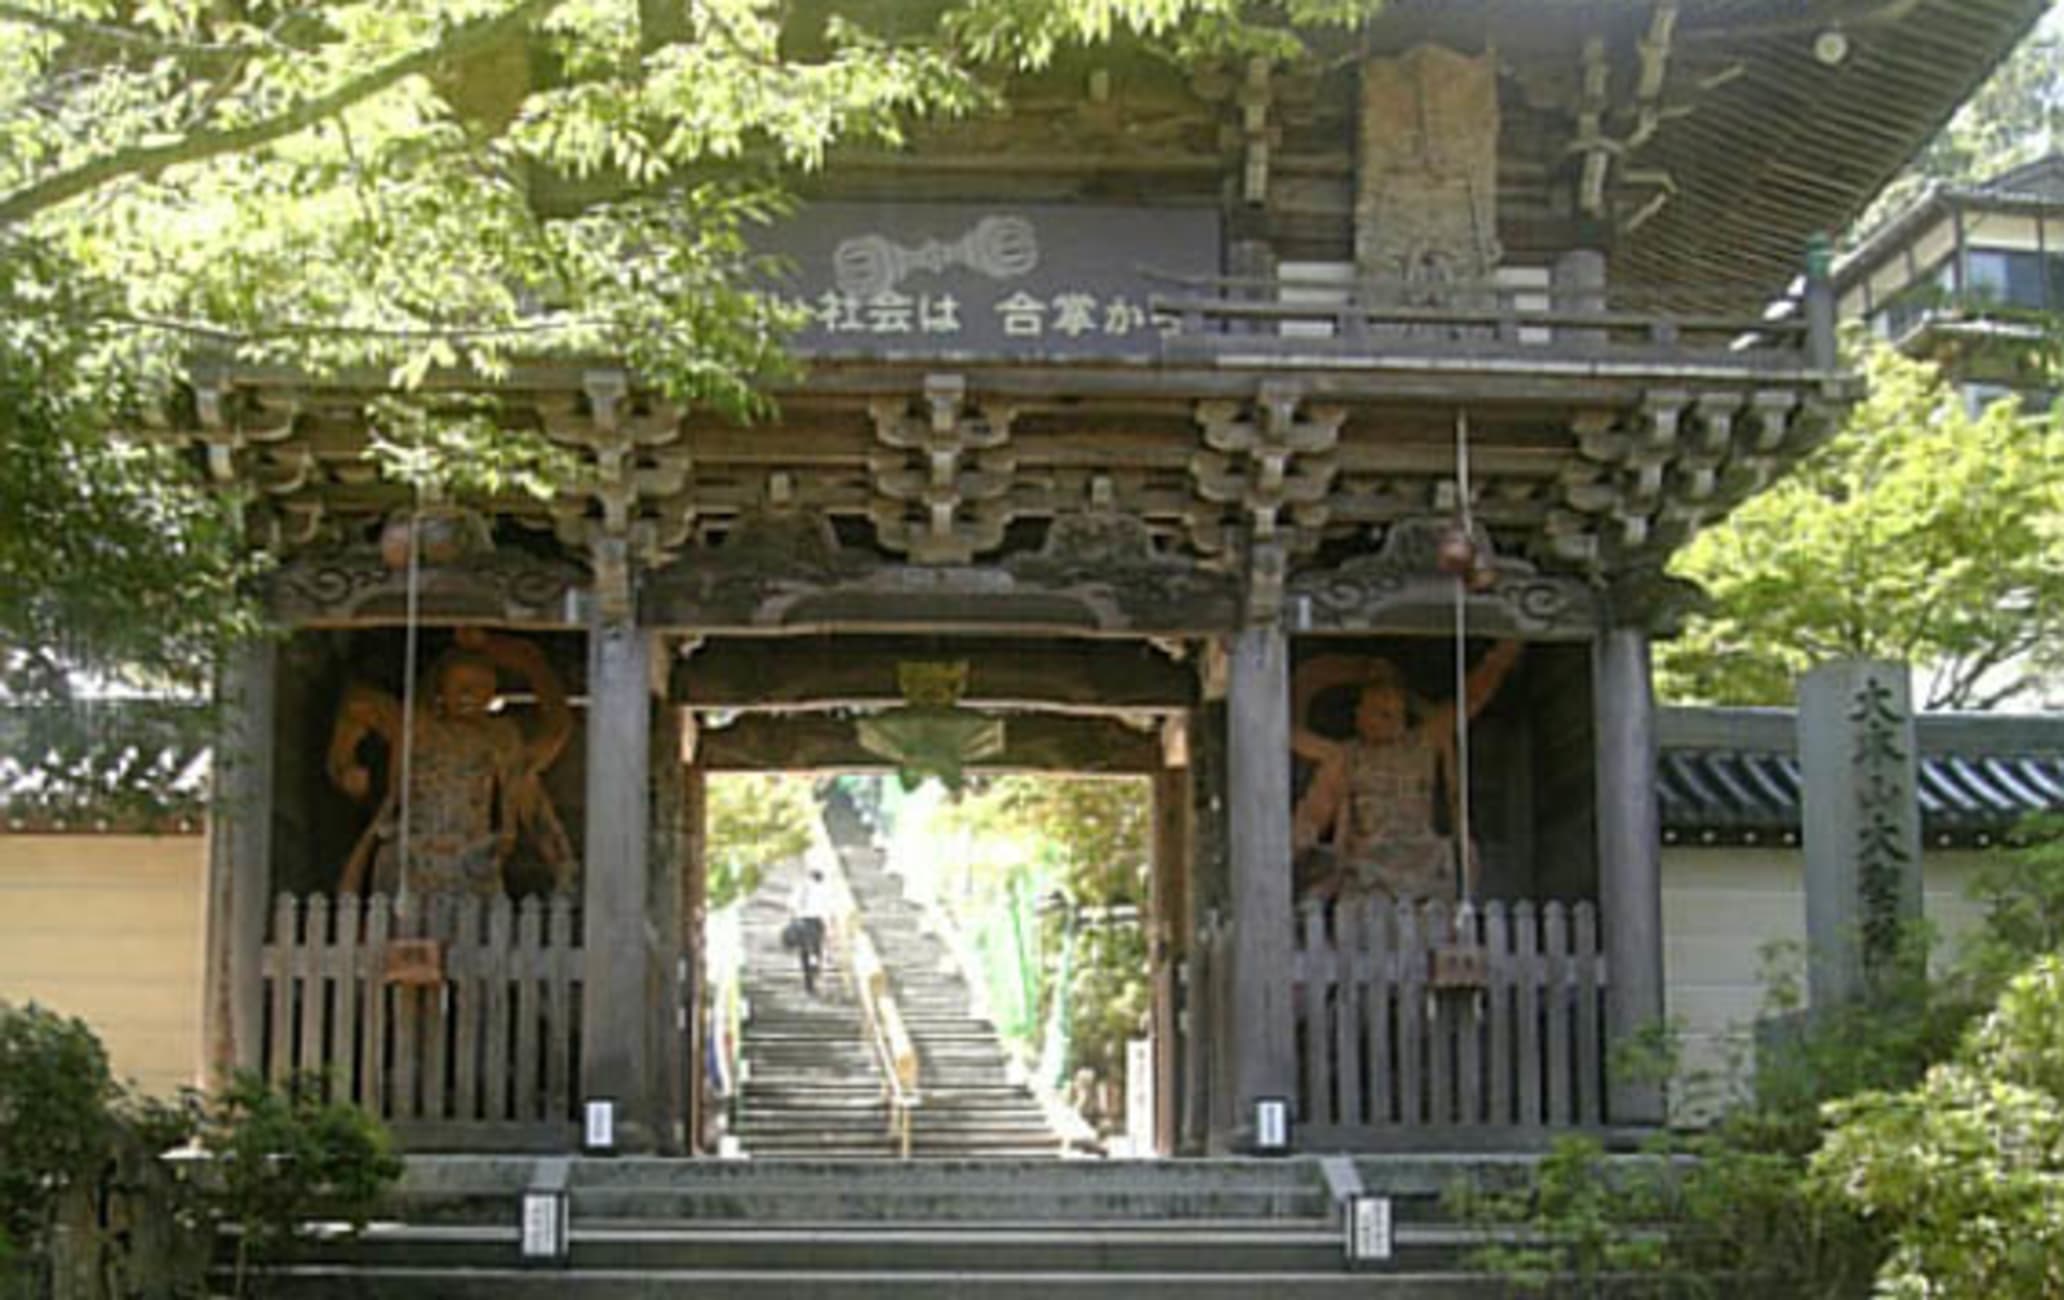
[1454,410,1474,905]
[394,490,424,912]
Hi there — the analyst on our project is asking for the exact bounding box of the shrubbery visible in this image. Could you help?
[207,1071,402,1293]
[0,1003,401,1298]
[1463,815,2064,1297]
[0,1004,119,1292]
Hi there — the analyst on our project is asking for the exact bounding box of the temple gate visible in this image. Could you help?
[174,2,1942,1153]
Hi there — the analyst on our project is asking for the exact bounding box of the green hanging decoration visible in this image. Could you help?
[854,661,1005,794]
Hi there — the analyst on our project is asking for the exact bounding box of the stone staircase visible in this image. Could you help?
[247,1154,1535,1296]
[732,854,897,1157]
[833,832,1073,1158]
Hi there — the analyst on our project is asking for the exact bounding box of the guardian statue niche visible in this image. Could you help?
[327,628,576,899]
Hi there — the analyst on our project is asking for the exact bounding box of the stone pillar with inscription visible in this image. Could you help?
[1594,624,1666,1125]
[1223,624,1295,1147]
[1799,660,1923,1009]
[582,584,659,1150]
[203,639,277,1086]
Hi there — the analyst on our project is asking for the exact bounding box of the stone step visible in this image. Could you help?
[739,1119,1058,1139]
[733,843,1064,1157]
[266,1221,1411,1274]
[383,1153,1523,1203]
[740,1096,1045,1114]
[247,1218,1511,1298]
[252,1265,1510,1296]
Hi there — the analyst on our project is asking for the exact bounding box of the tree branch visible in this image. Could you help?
[0,0,563,225]
[75,306,619,344]
[0,2,251,62]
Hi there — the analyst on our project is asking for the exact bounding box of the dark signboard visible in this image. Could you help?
[761,201,1222,359]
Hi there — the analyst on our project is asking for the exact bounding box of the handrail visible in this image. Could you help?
[804,811,917,1154]
[848,929,921,1158]
[1137,264,1818,306]
[1149,292,1810,341]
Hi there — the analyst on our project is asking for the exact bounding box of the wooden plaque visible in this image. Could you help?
[384,939,446,986]
[1428,943,1488,990]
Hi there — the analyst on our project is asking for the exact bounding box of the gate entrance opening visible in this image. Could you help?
[697,770,1159,1158]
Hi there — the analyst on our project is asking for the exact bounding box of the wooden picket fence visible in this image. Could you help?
[259,892,583,1150]
[1182,898,1608,1149]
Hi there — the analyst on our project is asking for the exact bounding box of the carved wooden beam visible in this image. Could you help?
[694,711,1163,773]
[674,637,1198,712]
[1288,516,1601,639]
[268,545,587,627]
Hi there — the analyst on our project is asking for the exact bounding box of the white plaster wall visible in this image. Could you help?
[1959,209,2057,254]
[0,834,208,1096]
[1661,845,1999,1119]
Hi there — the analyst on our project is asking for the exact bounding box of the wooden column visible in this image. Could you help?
[203,638,276,1087]
[1223,625,1295,1146]
[1804,235,1839,372]
[647,701,686,1154]
[583,606,657,1149]
[1149,759,1191,1157]
[1593,626,1665,1125]
[682,761,709,1154]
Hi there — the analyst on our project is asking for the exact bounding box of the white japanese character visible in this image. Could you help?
[866,290,915,334]
[1050,292,1099,338]
[919,293,961,334]
[996,291,1046,337]
[815,290,864,333]
[1102,296,1149,337]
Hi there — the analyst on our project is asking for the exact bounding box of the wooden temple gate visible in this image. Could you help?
[170,0,2014,1154]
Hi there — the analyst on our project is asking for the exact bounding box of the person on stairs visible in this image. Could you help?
[790,866,833,995]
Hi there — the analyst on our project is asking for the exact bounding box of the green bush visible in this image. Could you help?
[0,1003,119,1262]
[1814,956,2064,1299]
[1463,817,2064,1297]
[1450,1137,1668,1294]
[0,1005,402,1298]
[205,1071,403,1291]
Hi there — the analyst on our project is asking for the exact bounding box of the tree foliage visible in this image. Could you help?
[0,235,263,701]
[1814,956,2064,1300]
[1658,344,2064,710]
[705,772,814,910]
[1859,17,2064,232]
[982,774,1150,904]
[937,775,1151,1117]
[0,0,1403,695]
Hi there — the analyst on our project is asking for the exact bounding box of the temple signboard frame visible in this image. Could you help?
[760,201,1222,359]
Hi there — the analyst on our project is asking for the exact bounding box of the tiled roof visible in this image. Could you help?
[1978,153,2064,201]
[0,704,210,833]
[1658,707,2064,848]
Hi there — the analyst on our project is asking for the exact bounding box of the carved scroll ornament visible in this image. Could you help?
[1289,517,1597,635]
